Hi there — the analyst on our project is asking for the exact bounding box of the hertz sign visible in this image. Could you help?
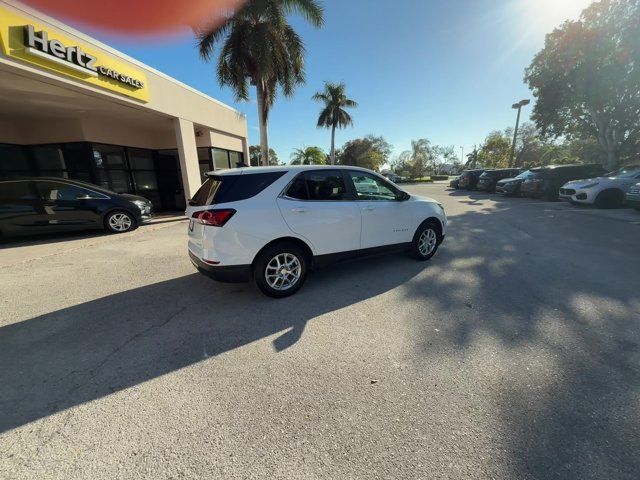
[0,5,149,102]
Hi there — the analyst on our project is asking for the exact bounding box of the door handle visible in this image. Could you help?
[362,206,375,212]
[291,207,307,213]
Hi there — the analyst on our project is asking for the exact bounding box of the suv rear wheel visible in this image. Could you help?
[254,242,308,298]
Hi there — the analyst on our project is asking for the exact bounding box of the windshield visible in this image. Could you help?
[515,170,534,179]
[606,167,640,178]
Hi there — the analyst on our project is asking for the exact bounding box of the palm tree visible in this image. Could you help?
[290,146,326,165]
[312,81,357,165]
[195,1,324,166]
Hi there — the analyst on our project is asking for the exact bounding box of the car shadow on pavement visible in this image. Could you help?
[0,253,426,435]
[400,203,640,480]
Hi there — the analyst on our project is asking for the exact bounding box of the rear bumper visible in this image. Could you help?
[189,250,251,283]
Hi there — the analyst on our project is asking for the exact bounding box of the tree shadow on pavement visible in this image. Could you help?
[402,201,640,480]
[0,253,425,434]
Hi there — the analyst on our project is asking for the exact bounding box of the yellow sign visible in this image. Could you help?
[0,5,149,102]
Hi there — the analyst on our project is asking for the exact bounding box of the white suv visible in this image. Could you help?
[559,166,640,208]
[186,166,447,297]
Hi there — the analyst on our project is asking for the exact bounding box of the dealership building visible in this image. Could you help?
[0,1,249,210]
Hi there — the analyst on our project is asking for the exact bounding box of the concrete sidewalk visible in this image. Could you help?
[0,213,187,269]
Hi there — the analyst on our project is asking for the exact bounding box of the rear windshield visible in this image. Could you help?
[189,172,285,206]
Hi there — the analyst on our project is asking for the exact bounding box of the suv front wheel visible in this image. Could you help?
[410,220,441,261]
[105,210,137,234]
[254,242,308,298]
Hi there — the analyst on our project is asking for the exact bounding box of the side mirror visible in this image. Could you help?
[396,191,410,201]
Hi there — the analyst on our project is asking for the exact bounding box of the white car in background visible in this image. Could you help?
[559,166,640,208]
[352,175,380,194]
[186,165,447,297]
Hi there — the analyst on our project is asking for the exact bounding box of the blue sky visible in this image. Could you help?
[86,0,593,164]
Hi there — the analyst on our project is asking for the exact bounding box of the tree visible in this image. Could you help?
[476,131,511,168]
[337,135,391,171]
[434,145,458,174]
[249,145,280,166]
[525,0,640,169]
[401,138,435,178]
[389,151,412,177]
[290,146,327,165]
[464,147,479,169]
[312,81,357,165]
[195,0,324,166]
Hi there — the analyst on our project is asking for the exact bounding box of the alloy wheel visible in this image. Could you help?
[418,228,437,256]
[108,213,133,232]
[265,253,302,291]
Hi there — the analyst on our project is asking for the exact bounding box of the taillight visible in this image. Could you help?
[192,209,236,227]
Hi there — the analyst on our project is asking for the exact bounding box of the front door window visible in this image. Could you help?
[348,171,398,201]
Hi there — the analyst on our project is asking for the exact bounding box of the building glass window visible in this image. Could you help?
[197,147,213,182]
[0,144,32,177]
[1,141,246,212]
[129,148,155,170]
[229,151,244,167]
[213,148,230,170]
[156,149,184,211]
[32,145,66,171]
[127,147,160,208]
[132,170,159,191]
[92,144,131,193]
[61,143,92,182]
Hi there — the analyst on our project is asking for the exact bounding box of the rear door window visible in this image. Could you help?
[35,181,102,201]
[285,176,309,200]
[284,171,348,201]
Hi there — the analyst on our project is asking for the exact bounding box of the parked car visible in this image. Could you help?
[520,164,606,201]
[495,170,536,196]
[626,183,640,210]
[449,176,460,189]
[186,165,447,298]
[559,166,640,208]
[382,172,402,183]
[353,175,380,194]
[0,177,153,238]
[477,168,521,193]
[457,169,484,190]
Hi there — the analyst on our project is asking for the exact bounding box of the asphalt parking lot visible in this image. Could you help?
[1,183,639,480]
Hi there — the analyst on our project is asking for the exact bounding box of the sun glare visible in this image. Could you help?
[517,0,595,36]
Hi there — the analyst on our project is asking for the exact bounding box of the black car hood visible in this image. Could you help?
[120,193,151,204]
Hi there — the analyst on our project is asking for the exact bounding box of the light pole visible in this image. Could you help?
[460,146,464,167]
[509,99,530,167]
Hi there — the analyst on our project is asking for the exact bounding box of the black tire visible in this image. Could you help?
[594,189,624,209]
[253,241,308,298]
[410,220,442,261]
[104,210,137,234]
